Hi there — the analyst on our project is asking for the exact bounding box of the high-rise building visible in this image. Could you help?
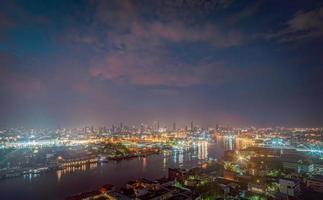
[112,124,115,133]
[173,122,176,131]
[140,123,144,133]
[191,121,194,132]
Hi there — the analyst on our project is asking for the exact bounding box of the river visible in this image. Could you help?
[0,137,239,200]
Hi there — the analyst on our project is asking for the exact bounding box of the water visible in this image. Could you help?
[0,139,235,200]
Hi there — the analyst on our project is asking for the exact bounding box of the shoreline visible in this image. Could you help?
[0,151,161,181]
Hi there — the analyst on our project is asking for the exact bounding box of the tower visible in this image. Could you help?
[191,121,194,132]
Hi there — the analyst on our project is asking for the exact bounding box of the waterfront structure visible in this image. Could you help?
[1,125,323,200]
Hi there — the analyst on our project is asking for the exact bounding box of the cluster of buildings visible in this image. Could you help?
[0,123,214,180]
[65,168,203,200]
[221,146,323,199]
[1,125,323,199]
[65,157,323,200]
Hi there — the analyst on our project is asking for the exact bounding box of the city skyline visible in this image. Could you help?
[1,0,323,128]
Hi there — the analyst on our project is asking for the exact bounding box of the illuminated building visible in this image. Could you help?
[191,121,194,132]
[248,182,266,194]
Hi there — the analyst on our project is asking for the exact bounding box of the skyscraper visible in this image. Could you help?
[191,121,194,132]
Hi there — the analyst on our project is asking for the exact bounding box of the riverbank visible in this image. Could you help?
[0,150,161,181]
[0,141,219,200]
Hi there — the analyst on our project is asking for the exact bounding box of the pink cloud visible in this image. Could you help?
[12,77,45,94]
[0,69,46,97]
[92,0,243,47]
[149,22,185,42]
[86,3,244,87]
[90,55,127,80]
[131,72,200,87]
[89,52,203,87]
[130,21,242,47]
[71,80,93,94]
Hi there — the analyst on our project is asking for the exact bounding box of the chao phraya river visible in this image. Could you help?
[0,136,247,200]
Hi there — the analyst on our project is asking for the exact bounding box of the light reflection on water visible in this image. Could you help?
[0,138,247,200]
[43,141,213,182]
[142,157,147,170]
[25,138,246,182]
[55,163,97,182]
[52,139,235,181]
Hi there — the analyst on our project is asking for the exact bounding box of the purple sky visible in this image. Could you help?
[0,0,323,128]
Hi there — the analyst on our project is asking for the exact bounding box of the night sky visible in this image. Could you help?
[0,0,322,128]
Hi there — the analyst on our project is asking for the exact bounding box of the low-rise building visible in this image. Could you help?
[279,178,301,197]
[223,170,236,181]
[282,161,314,174]
[248,182,266,194]
[280,153,314,174]
[65,190,105,200]
[107,191,131,200]
[306,175,323,193]
[168,168,188,181]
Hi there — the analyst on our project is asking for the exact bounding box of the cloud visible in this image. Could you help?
[0,1,50,26]
[147,88,180,96]
[89,52,203,87]
[144,0,234,27]
[288,7,323,33]
[82,1,245,88]
[71,80,93,94]
[66,33,98,46]
[0,68,46,97]
[88,47,262,88]
[0,52,46,97]
[131,21,243,47]
[263,6,323,42]
[226,1,262,25]
[83,1,245,87]
[77,0,243,49]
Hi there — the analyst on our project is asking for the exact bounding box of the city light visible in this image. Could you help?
[0,0,322,199]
